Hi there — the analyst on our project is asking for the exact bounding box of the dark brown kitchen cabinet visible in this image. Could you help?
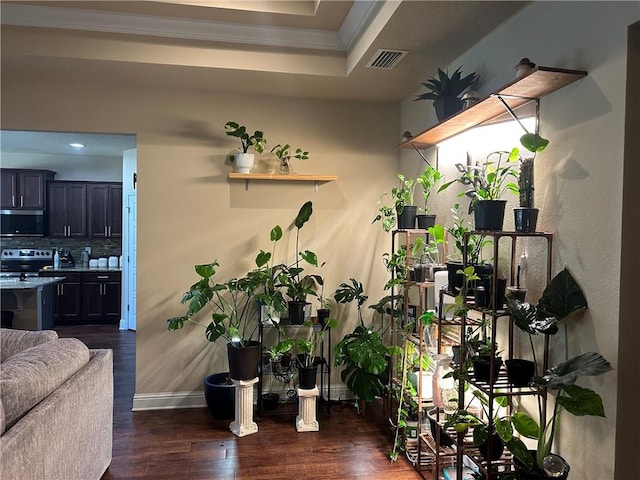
[88,183,122,238]
[48,182,87,237]
[0,169,55,209]
[83,272,121,324]
[39,272,83,324]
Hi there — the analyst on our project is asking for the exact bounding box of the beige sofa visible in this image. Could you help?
[0,329,113,480]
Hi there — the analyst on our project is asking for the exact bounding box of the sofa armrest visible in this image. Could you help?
[0,328,58,362]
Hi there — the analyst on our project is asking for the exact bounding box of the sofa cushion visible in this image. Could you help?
[0,338,90,432]
[1,328,58,362]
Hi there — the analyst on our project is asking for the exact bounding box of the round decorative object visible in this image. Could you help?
[515,58,536,78]
[461,90,480,109]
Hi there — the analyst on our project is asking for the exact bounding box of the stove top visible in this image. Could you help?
[1,248,54,274]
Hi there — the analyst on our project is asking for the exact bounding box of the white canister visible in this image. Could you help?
[98,257,108,268]
[89,259,98,268]
[108,256,118,268]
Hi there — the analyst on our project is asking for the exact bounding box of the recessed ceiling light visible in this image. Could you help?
[69,143,85,148]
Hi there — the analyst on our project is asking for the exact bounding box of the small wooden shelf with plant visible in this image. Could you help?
[399,66,587,149]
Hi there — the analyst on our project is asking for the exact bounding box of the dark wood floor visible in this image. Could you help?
[56,325,424,480]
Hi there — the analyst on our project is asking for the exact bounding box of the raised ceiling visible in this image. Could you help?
[1,0,529,104]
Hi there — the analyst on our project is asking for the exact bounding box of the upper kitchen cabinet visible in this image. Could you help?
[0,169,56,209]
[88,183,122,239]
[48,182,87,237]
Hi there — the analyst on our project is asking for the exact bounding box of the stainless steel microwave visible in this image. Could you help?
[0,210,46,236]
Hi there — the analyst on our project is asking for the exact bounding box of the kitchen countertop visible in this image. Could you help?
[40,267,122,274]
[0,277,66,290]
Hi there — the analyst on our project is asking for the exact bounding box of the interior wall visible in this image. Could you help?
[0,79,400,398]
[400,2,639,479]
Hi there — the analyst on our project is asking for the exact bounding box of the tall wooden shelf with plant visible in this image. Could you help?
[387,228,440,473]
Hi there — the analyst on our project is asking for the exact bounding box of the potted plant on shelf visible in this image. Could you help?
[270,143,309,175]
[295,317,338,390]
[415,165,443,229]
[278,201,323,324]
[224,121,267,173]
[166,259,264,381]
[393,173,417,229]
[502,268,613,478]
[262,339,295,410]
[440,148,520,231]
[514,134,549,232]
[443,203,491,294]
[414,66,479,121]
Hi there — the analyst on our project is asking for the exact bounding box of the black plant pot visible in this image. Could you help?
[446,260,464,294]
[227,341,261,380]
[514,207,539,233]
[434,96,463,122]
[298,365,317,389]
[472,356,503,383]
[474,200,507,231]
[317,308,330,327]
[478,431,505,461]
[505,359,536,387]
[413,264,428,283]
[515,451,570,480]
[474,277,507,309]
[288,300,308,325]
[204,372,235,420]
[416,214,436,229]
[261,392,280,411]
[397,205,418,230]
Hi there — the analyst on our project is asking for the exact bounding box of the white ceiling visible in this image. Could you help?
[0,0,529,159]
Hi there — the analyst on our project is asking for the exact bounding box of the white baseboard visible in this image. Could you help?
[132,384,354,411]
[132,391,206,411]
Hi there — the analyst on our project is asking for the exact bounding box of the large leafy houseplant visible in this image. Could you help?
[503,268,613,475]
[166,258,264,345]
[333,279,401,405]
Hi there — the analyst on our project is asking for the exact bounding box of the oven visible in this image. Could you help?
[0,248,54,278]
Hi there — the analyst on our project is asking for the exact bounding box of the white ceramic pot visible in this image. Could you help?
[233,153,255,173]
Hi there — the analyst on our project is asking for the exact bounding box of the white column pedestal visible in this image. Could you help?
[296,386,319,432]
[230,377,258,437]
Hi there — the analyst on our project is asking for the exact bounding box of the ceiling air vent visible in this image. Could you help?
[366,49,408,70]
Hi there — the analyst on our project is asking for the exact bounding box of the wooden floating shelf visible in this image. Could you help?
[228,173,337,182]
[399,66,588,149]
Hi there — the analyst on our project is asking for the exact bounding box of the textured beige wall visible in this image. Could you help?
[401,2,639,479]
[0,80,400,394]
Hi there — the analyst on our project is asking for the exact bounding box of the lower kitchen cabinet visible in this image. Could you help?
[39,270,121,325]
[83,272,121,323]
[39,272,83,324]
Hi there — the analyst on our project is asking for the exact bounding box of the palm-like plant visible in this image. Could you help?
[415,66,479,101]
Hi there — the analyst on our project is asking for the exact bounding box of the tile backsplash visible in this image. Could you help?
[1,237,122,264]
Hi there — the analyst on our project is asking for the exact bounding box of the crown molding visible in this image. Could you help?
[1,4,346,51]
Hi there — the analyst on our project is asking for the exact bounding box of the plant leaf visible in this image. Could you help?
[520,133,549,152]
[536,351,613,389]
[511,412,539,439]
[557,384,606,417]
[295,201,313,229]
[537,267,588,322]
[270,225,283,242]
